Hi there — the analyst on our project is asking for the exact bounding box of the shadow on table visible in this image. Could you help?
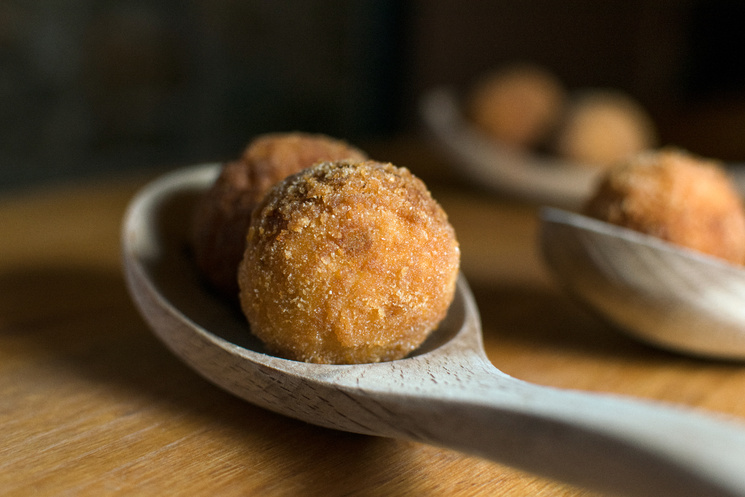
[0,265,529,496]
[468,281,652,358]
[466,279,745,370]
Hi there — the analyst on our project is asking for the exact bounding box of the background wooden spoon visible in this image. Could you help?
[541,207,745,360]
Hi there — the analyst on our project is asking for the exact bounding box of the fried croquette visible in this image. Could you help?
[584,149,745,264]
[466,64,566,149]
[238,160,461,364]
[554,90,657,168]
[191,132,367,298]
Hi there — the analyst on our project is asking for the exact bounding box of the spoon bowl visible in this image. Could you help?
[123,164,745,496]
[540,207,745,360]
[419,87,597,208]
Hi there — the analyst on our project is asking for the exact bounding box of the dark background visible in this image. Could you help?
[2,0,745,190]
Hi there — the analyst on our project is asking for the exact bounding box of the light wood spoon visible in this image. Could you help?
[419,87,745,206]
[419,87,597,208]
[123,164,745,497]
[540,207,745,360]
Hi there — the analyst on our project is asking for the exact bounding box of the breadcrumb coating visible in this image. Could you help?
[238,160,461,364]
[584,149,745,264]
[191,132,367,298]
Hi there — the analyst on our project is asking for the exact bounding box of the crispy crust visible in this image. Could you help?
[191,132,367,298]
[584,149,745,264]
[238,160,461,364]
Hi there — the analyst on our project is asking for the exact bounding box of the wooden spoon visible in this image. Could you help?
[419,88,745,206]
[122,165,745,497]
[419,87,597,208]
[540,207,745,360]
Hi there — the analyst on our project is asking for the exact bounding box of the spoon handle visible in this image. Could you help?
[353,363,745,497]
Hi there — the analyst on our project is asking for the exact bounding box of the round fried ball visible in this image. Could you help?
[238,160,461,364]
[584,149,745,264]
[191,132,367,298]
[554,90,657,168]
[466,64,566,149]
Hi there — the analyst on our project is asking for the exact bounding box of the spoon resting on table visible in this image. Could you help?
[540,207,745,360]
[123,164,745,497]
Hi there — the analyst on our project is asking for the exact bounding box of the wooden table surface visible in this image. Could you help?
[4,140,745,496]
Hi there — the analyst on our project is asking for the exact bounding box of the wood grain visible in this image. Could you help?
[3,148,745,496]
